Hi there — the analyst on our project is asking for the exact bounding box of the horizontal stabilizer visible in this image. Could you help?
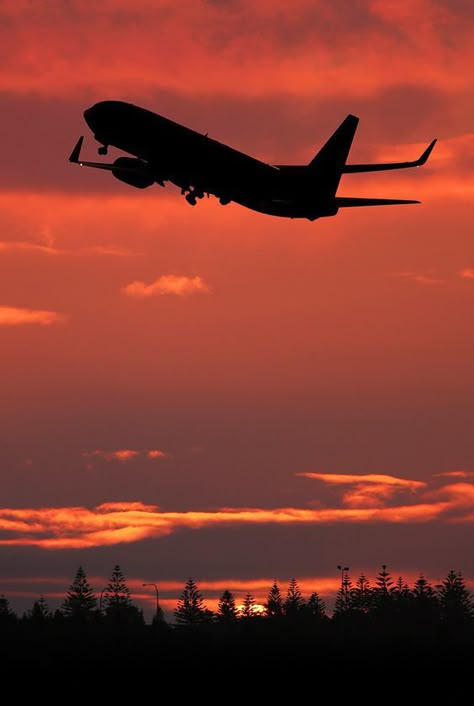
[344,139,437,173]
[336,197,420,208]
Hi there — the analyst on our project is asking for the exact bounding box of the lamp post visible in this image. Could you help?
[337,565,350,609]
[99,587,107,615]
[142,582,164,622]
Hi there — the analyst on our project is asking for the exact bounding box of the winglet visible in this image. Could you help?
[69,136,84,163]
[416,138,437,166]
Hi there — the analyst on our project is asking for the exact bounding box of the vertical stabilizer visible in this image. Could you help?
[308,114,359,194]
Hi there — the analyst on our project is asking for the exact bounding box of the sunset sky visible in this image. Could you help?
[1,0,473,620]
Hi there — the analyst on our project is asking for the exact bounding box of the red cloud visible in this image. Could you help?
[83,449,170,463]
[0,306,66,326]
[0,475,472,549]
[122,275,211,298]
[296,472,426,509]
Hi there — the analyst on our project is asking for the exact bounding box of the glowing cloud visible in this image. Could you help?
[147,450,170,459]
[386,271,444,285]
[83,449,170,463]
[460,269,474,279]
[0,477,473,549]
[122,275,211,298]
[297,473,426,509]
[0,306,66,326]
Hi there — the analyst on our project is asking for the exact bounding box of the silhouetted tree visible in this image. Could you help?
[307,591,326,619]
[350,574,371,614]
[216,590,238,622]
[373,564,394,612]
[334,567,352,615]
[24,595,52,623]
[392,576,412,616]
[437,570,473,626]
[103,564,143,625]
[61,566,97,622]
[240,592,257,618]
[0,595,16,624]
[284,578,305,618]
[174,578,208,625]
[265,580,284,618]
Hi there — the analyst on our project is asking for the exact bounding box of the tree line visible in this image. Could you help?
[0,563,473,631]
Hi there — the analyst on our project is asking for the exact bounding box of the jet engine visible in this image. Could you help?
[112,157,155,189]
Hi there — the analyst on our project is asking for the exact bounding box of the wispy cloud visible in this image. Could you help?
[0,241,137,257]
[297,472,426,508]
[1,477,474,548]
[83,449,171,463]
[434,471,474,479]
[122,275,211,298]
[386,271,444,285]
[0,306,66,326]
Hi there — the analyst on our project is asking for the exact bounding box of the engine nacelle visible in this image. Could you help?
[112,157,155,189]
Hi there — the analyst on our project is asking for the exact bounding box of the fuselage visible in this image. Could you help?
[83,101,333,220]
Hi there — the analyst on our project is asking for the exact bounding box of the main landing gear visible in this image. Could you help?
[98,144,108,155]
[184,188,205,206]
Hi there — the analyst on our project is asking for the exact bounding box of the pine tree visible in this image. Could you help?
[61,566,97,621]
[393,576,412,613]
[333,567,353,615]
[265,580,283,618]
[216,590,238,622]
[350,574,372,614]
[284,578,305,617]
[174,577,208,625]
[103,564,143,625]
[437,570,473,625]
[373,564,394,612]
[0,595,16,624]
[240,592,257,618]
[25,595,52,622]
[307,591,326,619]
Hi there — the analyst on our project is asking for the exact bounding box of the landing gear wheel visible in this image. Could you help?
[98,145,108,156]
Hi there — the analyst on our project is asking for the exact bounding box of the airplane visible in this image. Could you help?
[69,100,436,221]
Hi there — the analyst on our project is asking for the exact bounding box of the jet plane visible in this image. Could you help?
[69,100,436,221]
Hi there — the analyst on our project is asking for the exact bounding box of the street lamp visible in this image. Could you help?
[337,565,350,607]
[99,587,107,615]
[142,582,164,622]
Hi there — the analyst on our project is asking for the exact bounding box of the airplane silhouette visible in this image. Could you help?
[69,101,436,221]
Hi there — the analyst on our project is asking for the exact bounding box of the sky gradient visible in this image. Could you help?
[1,0,473,619]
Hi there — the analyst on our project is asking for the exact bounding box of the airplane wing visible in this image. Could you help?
[335,197,420,207]
[343,139,436,173]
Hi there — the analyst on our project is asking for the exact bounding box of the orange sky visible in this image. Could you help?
[0,0,473,619]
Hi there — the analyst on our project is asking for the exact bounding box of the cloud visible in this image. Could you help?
[460,269,474,279]
[386,271,444,285]
[1,0,473,101]
[297,472,427,508]
[434,471,474,479]
[122,275,211,298]
[147,450,170,459]
[83,449,170,463]
[0,306,66,326]
[297,473,425,489]
[1,475,474,549]
[0,241,138,257]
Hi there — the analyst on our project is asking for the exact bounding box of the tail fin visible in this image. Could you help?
[308,114,359,194]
